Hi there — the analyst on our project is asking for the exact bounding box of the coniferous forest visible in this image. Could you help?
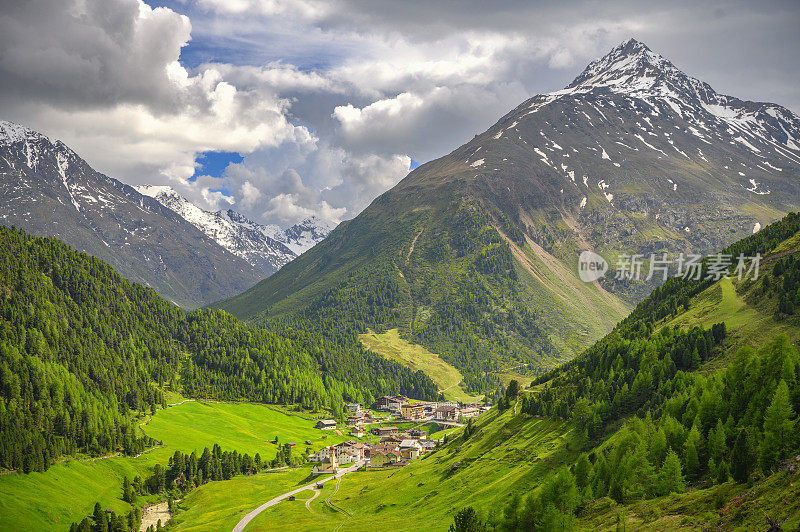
[0,226,437,473]
[481,214,800,529]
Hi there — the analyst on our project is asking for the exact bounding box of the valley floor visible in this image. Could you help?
[2,394,798,531]
[0,398,353,531]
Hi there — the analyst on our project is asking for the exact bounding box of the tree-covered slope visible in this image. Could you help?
[501,212,800,529]
[0,226,436,473]
[246,213,800,531]
[215,40,800,395]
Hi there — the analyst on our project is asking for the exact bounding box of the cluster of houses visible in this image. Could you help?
[309,426,438,474]
[307,398,490,475]
[314,402,389,437]
[375,396,487,422]
[314,399,488,434]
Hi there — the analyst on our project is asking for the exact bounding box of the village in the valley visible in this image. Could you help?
[307,396,489,474]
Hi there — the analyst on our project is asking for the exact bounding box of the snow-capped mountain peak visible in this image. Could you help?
[558,38,717,106]
[282,215,338,255]
[508,39,800,175]
[567,39,676,91]
[135,185,336,275]
[0,120,45,145]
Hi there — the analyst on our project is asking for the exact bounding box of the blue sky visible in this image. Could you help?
[191,151,243,179]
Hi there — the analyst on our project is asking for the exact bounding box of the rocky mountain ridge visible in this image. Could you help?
[135,185,336,276]
[0,120,264,308]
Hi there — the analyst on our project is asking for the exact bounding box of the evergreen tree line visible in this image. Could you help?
[68,443,268,532]
[0,226,437,473]
[67,502,141,532]
[765,253,800,317]
[473,333,798,531]
[523,329,799,504]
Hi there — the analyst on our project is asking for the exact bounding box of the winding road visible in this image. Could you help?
[231,461,364,532]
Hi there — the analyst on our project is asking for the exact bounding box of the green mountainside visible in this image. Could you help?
[242,213,800,531]
[0,226,436,473]
[215,40,800,396]
[216,172,629,397]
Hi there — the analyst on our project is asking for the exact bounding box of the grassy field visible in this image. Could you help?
[359,328,481,403]
[170,467,314,531]
[0,400,354,531]
[242,407,575,531]
[664,276,800,370]
[0,447,169,531]
[144,401,353,456]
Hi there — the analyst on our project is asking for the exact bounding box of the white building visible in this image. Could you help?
[399,439,422,460]
[315,419,337,430]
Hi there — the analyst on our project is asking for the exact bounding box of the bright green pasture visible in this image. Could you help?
[0,401,351,531]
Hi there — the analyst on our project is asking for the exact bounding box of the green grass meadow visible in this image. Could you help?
[170,467,315,531]
[359,328,481,403]
[0,400,352,531]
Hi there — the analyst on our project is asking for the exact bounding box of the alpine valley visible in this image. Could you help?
[1,36,800,532]
[216,39,800,394]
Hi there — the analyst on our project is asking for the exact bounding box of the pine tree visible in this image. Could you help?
[683,424,701,479]
[648,428,668,466]
[656,449,685,495]
[93,502,108,532]
[731,429,754,483]
[760,380,796,472]
[502,493,521,530]
[122,476,134,503]
[505,380,519,401]
[716,460,729,484]
[449,506,486,532]
[707,419,727,463]
[574,455,591,492]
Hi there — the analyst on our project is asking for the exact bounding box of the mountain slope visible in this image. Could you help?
[0,225,437,473]
[216,40,800,392]
[0,120,264,308]
[246,212,800,532]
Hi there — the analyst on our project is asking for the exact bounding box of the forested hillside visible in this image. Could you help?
[331,214,799,532]
[496,213,800,528]
[0,226,436,473]
[218,196,612,397]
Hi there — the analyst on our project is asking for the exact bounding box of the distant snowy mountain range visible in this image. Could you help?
[135,185,336,275]
[0,119,335,306]
[0,120,265,308]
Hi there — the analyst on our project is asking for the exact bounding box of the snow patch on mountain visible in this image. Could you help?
[136,185,336,274]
